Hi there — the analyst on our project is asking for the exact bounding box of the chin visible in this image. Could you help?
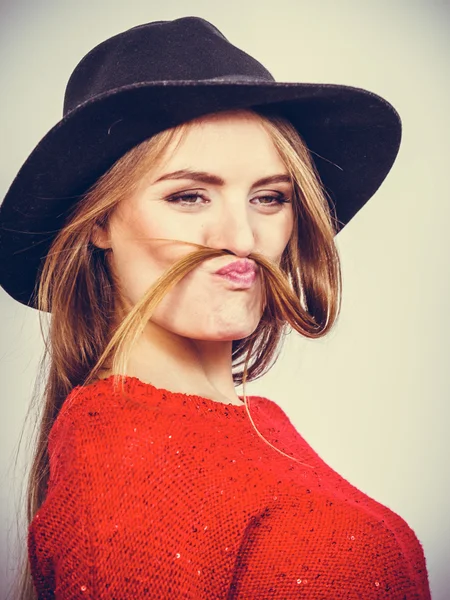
[205,319,261,342]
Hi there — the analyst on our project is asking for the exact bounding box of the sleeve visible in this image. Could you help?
[27,390,176,599]
[28,400,95,600]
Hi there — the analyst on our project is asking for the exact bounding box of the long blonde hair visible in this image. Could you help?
[11,108,342,599]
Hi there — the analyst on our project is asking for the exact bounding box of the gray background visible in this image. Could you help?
[1,0,449,598]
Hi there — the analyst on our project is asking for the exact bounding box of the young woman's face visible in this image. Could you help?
[99,110,294,342]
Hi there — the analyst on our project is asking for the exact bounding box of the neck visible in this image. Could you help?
[112,319,244,405]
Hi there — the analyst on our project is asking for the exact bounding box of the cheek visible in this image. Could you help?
[118,207,180,265]
[262,214,294,263]
[108,216,170,304]
[130,205,198,268]
[109,211,204,306]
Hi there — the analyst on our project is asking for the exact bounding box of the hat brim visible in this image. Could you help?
[0,80,401,308]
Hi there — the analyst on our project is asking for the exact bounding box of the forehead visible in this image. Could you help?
[155,111,287,182]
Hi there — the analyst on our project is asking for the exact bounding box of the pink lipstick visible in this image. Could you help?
[213,259,257,289]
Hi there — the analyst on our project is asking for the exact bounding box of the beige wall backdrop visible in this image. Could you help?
[1,0,449,598]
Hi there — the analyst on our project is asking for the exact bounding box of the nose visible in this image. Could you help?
[206,203,256,259]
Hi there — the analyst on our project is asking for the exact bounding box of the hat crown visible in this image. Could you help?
[64,17,274,115]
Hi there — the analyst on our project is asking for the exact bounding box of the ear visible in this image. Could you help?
[90,222,111,250]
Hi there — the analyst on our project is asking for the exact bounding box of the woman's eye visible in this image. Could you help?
[253,195,291,206]
[165,192,208,206]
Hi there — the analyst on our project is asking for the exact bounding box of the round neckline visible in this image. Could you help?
[94,374,251,410]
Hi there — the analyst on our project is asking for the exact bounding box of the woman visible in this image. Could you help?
[0,16,431,599]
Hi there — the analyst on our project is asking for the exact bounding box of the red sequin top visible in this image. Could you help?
[28,375,431,599]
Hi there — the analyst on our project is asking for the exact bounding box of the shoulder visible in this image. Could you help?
[253,395,311,445]
[56,376,161,420]
[52,379,119,434]
[253,394,293,425]
[249,394,303,440]
[49,377,162,454]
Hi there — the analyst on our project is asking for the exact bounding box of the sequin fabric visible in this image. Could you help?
[28,375,431,599]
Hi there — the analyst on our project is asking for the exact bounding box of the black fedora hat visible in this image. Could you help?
[0,16,401,310]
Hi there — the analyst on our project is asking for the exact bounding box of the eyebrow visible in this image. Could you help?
[153,169,292,188]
